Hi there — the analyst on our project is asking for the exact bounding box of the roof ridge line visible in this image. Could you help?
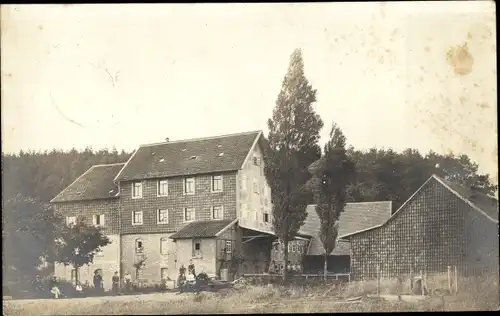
[138,130,262,148]
[92,163,127,167]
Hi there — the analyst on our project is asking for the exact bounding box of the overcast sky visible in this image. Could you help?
[1,2,497,181]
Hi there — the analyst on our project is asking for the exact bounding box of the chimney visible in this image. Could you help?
[165,138,170,142]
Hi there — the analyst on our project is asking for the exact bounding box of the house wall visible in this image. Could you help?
[120,233,176,283]
[237,144,273,232]
[119,172,237,235]
[464,206,499,274]
[53,199,121,290]
[350,179,467,281]
[270,239,308,270]
[215,225,240,280]
[174,238,217,277]
[54,235,120,290]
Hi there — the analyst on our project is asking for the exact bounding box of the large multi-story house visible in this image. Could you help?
[51,131,276,289]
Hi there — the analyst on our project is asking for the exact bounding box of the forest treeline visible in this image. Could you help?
[1,146,497,285]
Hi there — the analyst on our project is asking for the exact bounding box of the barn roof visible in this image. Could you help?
[114,131,262,182]
[341,174,499,240]
[301,201,392,255]
[50,163,125,203]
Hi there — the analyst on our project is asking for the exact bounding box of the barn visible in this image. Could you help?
[341,174,499,281]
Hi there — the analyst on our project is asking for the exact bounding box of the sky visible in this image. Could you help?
[1,2,497,182]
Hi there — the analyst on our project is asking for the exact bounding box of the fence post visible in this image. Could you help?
[448,266,452,294]
[453,266,458,294]
[420,270,424,296]
[376,265,381,296]
[409,267,413,293]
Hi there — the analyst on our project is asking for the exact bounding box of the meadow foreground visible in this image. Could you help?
[4,278,499,315]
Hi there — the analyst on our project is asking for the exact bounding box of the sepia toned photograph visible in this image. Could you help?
[1,2,498,314]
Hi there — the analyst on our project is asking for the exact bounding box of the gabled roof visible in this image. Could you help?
[115,131,262,182]
[434,175,498,222]
[341,174,499,240]
[301,201,392,255]
[51,163,125,203]
[169,219,236,240]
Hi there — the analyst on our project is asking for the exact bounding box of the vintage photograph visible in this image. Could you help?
[2,2,498,314]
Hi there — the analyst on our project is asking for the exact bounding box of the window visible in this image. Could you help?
[157,209,169,224]
[135,238,144,253]
[132,181,143,198]
[253,156,261,166]
[225,240,232,254]
[192,239,202,258]
[291,242,297,253]
[212,206,223,220]
[93,214,105,227]
[157,179,168,196]
[264,213,269,223]
[212,175,223,192]
[253,181,259,194]
[184,208,195,222]
[160,237,169,255]
[184,177,195,195]
[71,269,79,283]
[161,268,168,280]
[254,210,258,221]
[288,243,292,253]
[66,216,76,227]
[132,211,143,225]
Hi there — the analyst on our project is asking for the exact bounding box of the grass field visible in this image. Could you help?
[4,276,499,315]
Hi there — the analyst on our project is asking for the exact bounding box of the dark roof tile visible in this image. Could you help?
[115,131,261,182]
[51,163,125,203]
[301,202,392,256]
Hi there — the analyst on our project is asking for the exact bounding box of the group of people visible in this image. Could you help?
[35,270,135,299]
[177,260,197,286]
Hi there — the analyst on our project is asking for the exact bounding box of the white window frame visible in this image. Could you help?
[263,212,270,223]
[192,239,202,258]
[132,211,143,225]
[183,177,195,195]
[132,181,143,199]
[225,240,233,254]
[160,237,169,255]
[253,156,261,166]
[135,238,144,253]
[211,175,223,192]
[66,216,77,227]
[253,181,260,195]
[93,214,105,227]
[157,209,169,224]
[211,206,224,220]
[291,242,297,253]
[157,179,169,197]
[184,208,195,222]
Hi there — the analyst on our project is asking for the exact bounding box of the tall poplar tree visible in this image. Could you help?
[264,48,323,283]
[309,123,356,280]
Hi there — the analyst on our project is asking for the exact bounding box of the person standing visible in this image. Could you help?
[123,271,132,293]
[93,270,103,292]
[50,276,62,299]
[112,271,120,295]
[188,260,196,278]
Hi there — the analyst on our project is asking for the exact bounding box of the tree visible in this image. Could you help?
[264,48,323,283]
[53,217,111,285]
[308,123,356,280]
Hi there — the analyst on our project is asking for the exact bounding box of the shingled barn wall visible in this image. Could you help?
[350,178,468,281]
[119,172,238,235]
[53,199,121,290]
